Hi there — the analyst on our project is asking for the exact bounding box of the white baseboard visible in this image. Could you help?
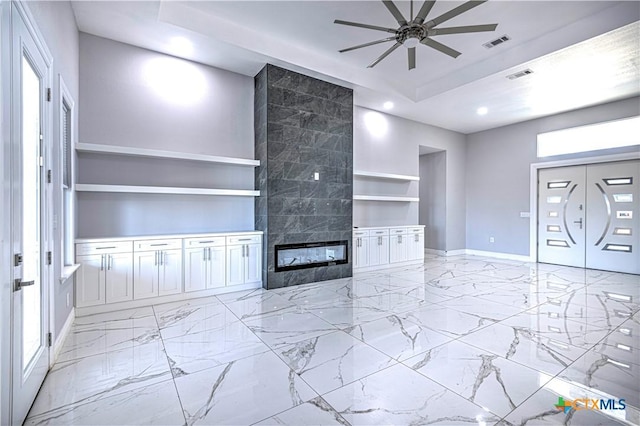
[464,249,532,262]
[424,248,446,256]
[52,308,75,364]
[444,249,467,256]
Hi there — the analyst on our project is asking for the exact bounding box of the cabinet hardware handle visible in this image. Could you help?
[108,255,113,270]
[96,246,116,250]
[154,251,158,266]
[150,243,168,247]
[161,251,165,266]
[198,241,215,244]
[203,248,207,261]
[398,235,402,244]
[101,254,104,271]
[208,247,212,261]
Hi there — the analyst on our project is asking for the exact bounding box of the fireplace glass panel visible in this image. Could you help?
[275,241,348,272]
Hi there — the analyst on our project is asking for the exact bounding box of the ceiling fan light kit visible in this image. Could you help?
[335,0,498,70]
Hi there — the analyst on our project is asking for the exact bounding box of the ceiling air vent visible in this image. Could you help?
[483,35,510,49]
[506,69,534,80]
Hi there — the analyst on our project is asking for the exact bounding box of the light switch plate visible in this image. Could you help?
[520,212,531,218]
[314,172,319,181]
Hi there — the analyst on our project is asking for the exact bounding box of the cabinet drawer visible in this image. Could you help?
[389,227,407,235]
[184,236,225,247]
[227,234,262,245]
[408,227,424,234]
[76,241,132,256]
[369,229,389,236]
[134,239,182,252]
[353,230,370,238]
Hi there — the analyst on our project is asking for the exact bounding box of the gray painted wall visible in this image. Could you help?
[28,0,79,340]
[354,107,467,250]
[419,152,446,251]
[0,2,8,421]
[78,34,256,238]
[466,96,640,256]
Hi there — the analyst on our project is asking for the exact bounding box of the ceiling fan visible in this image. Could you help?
[335,0,498,70]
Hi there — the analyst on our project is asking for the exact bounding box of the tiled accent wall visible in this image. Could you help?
[255,64,353,289]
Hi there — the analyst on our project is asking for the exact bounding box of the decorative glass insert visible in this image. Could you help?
[547,239,569,247]
[275,240,348,272]
[546,225,561,232]
[548,211,559,217]
[613,228,632,236]
[602,243,632,252]
[616,211,633,219]
[604,177,633,186]
[613,194,633,203]
[547,181,570,189]
[546,196,562,204]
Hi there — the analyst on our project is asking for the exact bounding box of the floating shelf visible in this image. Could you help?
[76,143,260,167]
[353,170,420,181]
[353,195,419,202]
[76,184,260,197]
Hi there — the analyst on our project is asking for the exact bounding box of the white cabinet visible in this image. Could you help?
[226,234,262,286]
[406,227,425,262]
[389,228,408,263]
[353,230,370,268]
[368,229,389,267]
[184,237,226,292]
[76,241,133,307]
[133,238,183,299]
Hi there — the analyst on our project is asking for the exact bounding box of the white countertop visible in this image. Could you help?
[76,230,263,244]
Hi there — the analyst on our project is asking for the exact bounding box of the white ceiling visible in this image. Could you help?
[71,1,640,134]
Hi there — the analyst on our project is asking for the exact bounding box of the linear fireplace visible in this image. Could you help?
[275,241,348,272]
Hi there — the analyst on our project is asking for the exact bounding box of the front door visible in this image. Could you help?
[538,160,640,274]
[11,5,51,424]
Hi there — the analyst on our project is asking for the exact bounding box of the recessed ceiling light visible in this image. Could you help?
[383,101,394,110]
[477,106,488,116]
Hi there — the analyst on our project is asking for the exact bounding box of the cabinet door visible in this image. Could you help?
[134,251,158,299]
[184,247,208,292]
[353,237,370,268]
[369,236,389,266]
[159,249,183,296]
[76,254,105,307]
[226,245,245,286]
[245,243,262,284]
[408,232,424,261]
[389,234,407,263]
[105,253,133,303]
[208,246,226,289]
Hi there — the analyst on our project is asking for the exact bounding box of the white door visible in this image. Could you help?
[10,7,51,424]
[208,246,226,289]
[159,249,182,296]
[227,245,245,286]
[184,247,208,292]
[538,166,587,268]
[538,161,640,274]
[75,255,105,307]
[134,251,158,299]
[353,236,369,268]
[245,243,262,284]
[585,161,640,274]
[105,253,133,303]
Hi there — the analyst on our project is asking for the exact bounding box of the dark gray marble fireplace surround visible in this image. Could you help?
[254,64,353,289]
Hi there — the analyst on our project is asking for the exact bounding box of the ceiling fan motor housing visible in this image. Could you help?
[396,24,426,44]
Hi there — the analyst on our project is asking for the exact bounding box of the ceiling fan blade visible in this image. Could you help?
[428,0,487,28]
[414,1,436,24]
[334,19,397,34]
[368,42,402,68]
[339,37,397,53]
[430,23,497,35]
[420,37,461,58]
[408,47,416,70]
[382,1,408,26]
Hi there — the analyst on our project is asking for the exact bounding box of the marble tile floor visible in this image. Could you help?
[26,254,640,425]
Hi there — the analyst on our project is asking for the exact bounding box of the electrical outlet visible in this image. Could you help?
[489,237,495,243]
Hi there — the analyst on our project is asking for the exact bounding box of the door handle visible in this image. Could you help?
[14,279,35,291]
[573,218,583,229]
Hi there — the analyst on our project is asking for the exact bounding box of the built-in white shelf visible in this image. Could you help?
[76,143,260,167]
[353,170,420,181]
[76,184,260,197]
[353,195,419,202]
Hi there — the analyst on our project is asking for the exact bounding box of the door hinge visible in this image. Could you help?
[47,332,52,347]
[47,251,52,265]
[14,253,23,266]
[47,88,52,102]
[47,169,52,183]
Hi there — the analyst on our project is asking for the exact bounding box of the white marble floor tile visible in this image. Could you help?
[71,307,156,327]
[175,351,317,426]
[303,299,390,329]
[215,287,267,304]
[346,314,453,361]
[442,295,524,320]
[223,291,301,321]
[275,330,396,394]
[155,300,240,340]
[323,363,498,425]
[28,341,172,417]
[162,320,271,376]
[404,340,547,418]
[254,396,349,426]
[243,311,337,349]
[25,379,185,426]
[401,305,498,338]
[357,291,428,314]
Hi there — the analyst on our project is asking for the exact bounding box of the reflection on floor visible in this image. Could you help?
[26,254,639,425]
